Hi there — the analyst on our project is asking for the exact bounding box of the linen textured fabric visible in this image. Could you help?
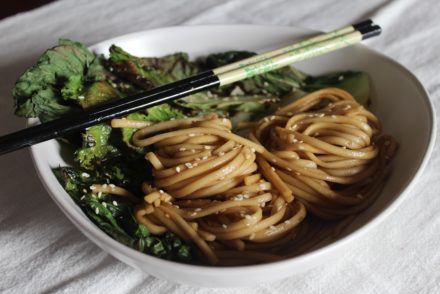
[0,0,439,293]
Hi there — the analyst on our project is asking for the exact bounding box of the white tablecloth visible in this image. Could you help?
[1,0,439,293]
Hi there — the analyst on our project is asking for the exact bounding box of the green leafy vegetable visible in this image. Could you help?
[75,124,120,170]
[175,91,279,128]
[15,87,74,122]
[109,45,198,90]
[85,195,134,246]
[120,104,184,150]
[80,81,120,109]
[74,120,153,192]
[53,167,193,262]
[203,51,308,97]
[304,71,370,105]
[13,39,116,122]
[176,92,275,113]
[61,75,84,101]
[144,103,185,122]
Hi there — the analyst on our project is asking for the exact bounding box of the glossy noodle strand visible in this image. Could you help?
[106,88,397,265]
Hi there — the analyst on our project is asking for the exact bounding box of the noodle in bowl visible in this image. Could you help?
[30,25,435,287]
[106,87,397,266]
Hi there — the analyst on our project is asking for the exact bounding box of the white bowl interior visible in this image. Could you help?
[30,25,435,287]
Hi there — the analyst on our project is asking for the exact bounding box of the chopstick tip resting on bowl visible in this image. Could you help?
[0,19,381,156]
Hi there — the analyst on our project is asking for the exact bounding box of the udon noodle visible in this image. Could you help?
[102,87,397,265]
[250,88,398,220]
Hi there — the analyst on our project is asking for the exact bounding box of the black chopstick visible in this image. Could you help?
[0,21,381,156]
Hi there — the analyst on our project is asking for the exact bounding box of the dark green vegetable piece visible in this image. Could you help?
[53,166,193,262]
[74,124,120,170]
[109,45,198,90]
[142,103,185,122]
[80,81,120,109]
[175,91,279,128]
[84,195,135,246]
[13,39,117,122]
[203,51,308,97]
[53,166,94,201]
[120,104,184,151]
[304,71,370,105]
[72,111,155,191]
[60,75,84,102]
[175,92,276,113]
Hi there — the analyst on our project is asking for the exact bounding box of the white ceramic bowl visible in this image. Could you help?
[30,25,435,287]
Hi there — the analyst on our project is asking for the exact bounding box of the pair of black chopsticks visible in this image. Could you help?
[0,19,381,156]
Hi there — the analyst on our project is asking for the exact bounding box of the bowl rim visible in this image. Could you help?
[29,24,437,275]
